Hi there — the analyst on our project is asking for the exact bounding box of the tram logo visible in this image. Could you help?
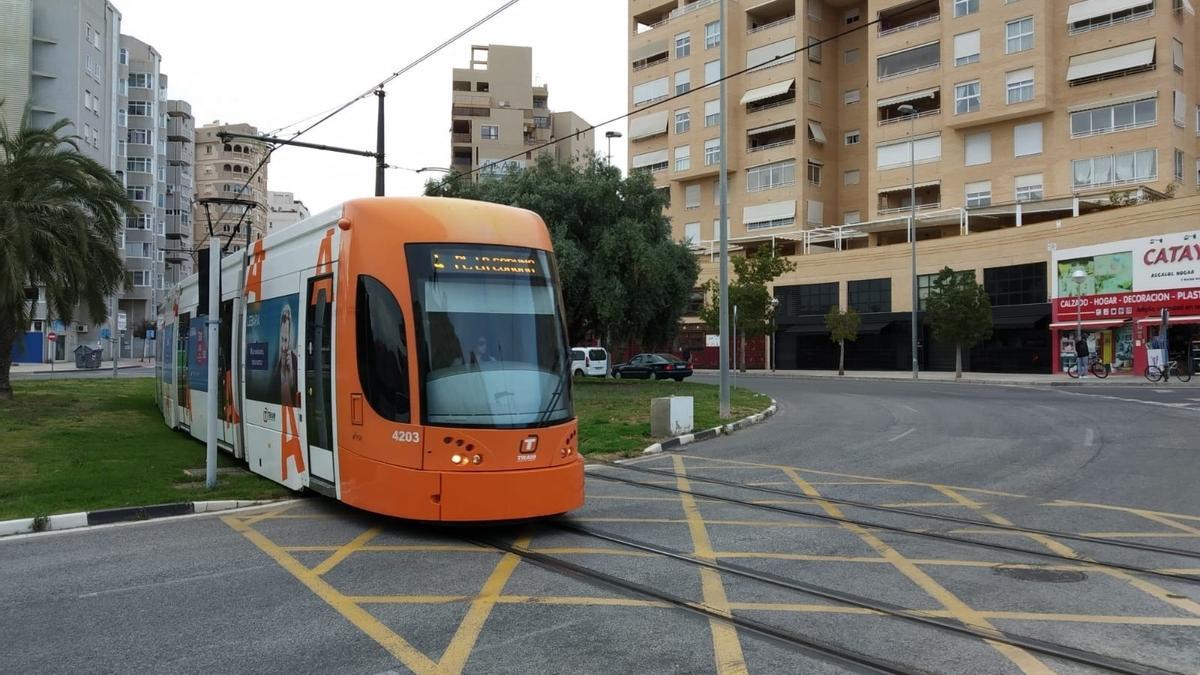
[520,436,538,454]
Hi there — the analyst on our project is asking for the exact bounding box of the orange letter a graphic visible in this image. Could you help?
[280,405,305,481]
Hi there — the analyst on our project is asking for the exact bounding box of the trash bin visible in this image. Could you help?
[73,345,101,369]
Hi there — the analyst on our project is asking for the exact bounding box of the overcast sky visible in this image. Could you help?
[116,0,629,213]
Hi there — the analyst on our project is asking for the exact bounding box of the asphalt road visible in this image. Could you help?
[2,376,1198,674]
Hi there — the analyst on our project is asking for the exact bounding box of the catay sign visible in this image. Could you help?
[1052,229,1200,321]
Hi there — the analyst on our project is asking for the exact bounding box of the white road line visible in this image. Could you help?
[898,404,919,414]
[1084,427,1095,447]
[78,564,271,598]
[887,427,916,443]
[1153,389,1174,394]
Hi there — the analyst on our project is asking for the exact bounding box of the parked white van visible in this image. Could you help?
[570,347,609,377]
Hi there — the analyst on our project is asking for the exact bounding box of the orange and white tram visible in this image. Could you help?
[155,197,584,521]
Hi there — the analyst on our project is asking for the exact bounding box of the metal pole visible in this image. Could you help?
[607,135,612,163]
[111,296,119,378]
[205,236,220,489]
[908,111,918,380]
[718,0,731,418]
[732,305,737,391]
[375,89,386,196]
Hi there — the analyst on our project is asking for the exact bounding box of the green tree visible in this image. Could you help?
[925,266,993,379]
[425,154,698,349]
[0,109,131,400]
[824,306,861,376]
[698,246,796,370]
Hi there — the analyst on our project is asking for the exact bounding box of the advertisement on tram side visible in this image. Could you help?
[245,294,301,406]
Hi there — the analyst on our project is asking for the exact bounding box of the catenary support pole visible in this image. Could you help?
[375,89,386,197]
[111,295,119,378]
[718,0,731,418]
[206,236,220,489]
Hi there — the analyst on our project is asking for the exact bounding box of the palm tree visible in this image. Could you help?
[0,107,131,400]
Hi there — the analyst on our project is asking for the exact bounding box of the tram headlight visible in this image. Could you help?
[451,454,464,465]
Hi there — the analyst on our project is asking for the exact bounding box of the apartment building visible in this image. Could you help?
[267,190,311,233]
[449,44,594,176]
[192,122,270,251]
[628,0,1200,374]
[163,99,195,287]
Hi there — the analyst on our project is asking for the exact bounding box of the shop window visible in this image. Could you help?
[779,282,838,316]
[849,278,891,313]
[984,263,1047,306]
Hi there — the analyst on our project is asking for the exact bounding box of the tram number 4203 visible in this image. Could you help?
[391,430,421,444]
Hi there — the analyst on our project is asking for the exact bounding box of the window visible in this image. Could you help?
[685,183,701,207]
[954,31,980,66]
[675,108,691,134]
[807,160,822,185]
[127,157,151,173]
[704,138,721,165]
[1015,174,1043,202]
[1070,97,1156,137]
[954,81,980,114]
[746,160,795,192]
[807,120,826,143]
[806,200,823,225]
[808,36,822,63]
[356,275,410,423]
[533,116,550,129]
[128,100,151,116]
[704,60,720,85]
[748,38,796,71]
[675,32,691,58]
[633,77,669,106]
[128,73,152,89]
[127,129,148,145]
[86,25,100,49]
[845,8,861,24]
[807,78,821,104]
[126,213,152,229]
[844,129,860,145]
[84,90,93,112]
[844,48,860,64]
[844,89,861,104]
[119,78,127,95]
[844,211,861,224]
[1173,38,1184,73]
[954,0,979,17]
[125,241,152,259]
[849,279,891,313]
[781,282,838,316]
[1175,148,1185,182]
[675,69,690,95]
[984,263,1046,306]
[1174,90,1187,127]
[965,180,992,207]
[1067,39,1157,86]
[843,169,860,185]
[876,135,942,168]
[705,21,720,49]
[918,270,975,310]
[877,42,939,79]
[117,140,126,156]
[1072,149,1157,188]
[807,0,822,20]
[82,123,91,143]
[713,218,729,239]
[631,150,668,173]
[1006,17,1034,54]
[533,96,547,109]
[126,271,151,287]
[704,99,720,127]
[683,223,701,246]
[675,145,691,172]
[481,125,499,140]
[127,187,148,202]
[475,82,489,92]
[119,48,128,65]
[1013,121,1042,157]
[1069,1,1154,33]
[1005,68,1034,104]
[964,131,991,166]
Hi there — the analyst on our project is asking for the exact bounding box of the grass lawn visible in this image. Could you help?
[573,378,770,457]
[0,378,289,520]
[0,376,770,519]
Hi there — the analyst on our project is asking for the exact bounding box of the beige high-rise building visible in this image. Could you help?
[628,0,1200,373]
[450,44,594,177]
[192,121,269,252]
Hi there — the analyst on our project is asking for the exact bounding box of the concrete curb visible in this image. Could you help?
[0,499,279,538]
[641,399,778,455]
[700,370,1180,388]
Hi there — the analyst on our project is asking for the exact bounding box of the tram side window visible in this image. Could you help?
[356,275,410,422]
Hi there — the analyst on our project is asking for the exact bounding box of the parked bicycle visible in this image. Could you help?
[1067,354,1108,379]
[1144,359,1193,383]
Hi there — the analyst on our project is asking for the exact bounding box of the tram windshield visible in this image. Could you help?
[407,243,572,428]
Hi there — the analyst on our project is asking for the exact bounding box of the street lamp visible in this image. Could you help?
[898,103,919,380]
[1071,268,1088,341]
[416,166,453,174]
[770,296,780,372]
[605,131,623,164]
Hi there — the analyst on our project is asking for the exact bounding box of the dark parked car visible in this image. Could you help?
[611,353,693,381]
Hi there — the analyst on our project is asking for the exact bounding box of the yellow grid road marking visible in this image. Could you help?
[281,544,484,554]
[221,515,437,673]
[311,527,381,576]
[935,486,1200,618]
[784,469,1052,674]
[533,547,657,557]
[880,501,983,508]
[238,504,299,526]
[575,517,834,528]
[435,532,533,674]
[1043,500,1200,523]
[1131,511,1200,536]
[350,595,470,604]
[676,455,748,675]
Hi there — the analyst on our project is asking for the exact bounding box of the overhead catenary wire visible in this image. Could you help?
[191,0,524,253]
[426,0,939,191]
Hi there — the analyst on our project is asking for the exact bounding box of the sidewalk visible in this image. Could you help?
[9,358,148,374]
[696,368,1161,387]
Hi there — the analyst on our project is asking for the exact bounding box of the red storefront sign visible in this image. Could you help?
[1051,288,1200,322]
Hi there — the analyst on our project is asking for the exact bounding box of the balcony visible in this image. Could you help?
[747,121,796,153]
[877,89,940,125]
[877,183,941,215]
[877,0,940,37]
[632,0,676,35]
[746,0,795,34]
[877,42,940,82]
[452,132,471,144]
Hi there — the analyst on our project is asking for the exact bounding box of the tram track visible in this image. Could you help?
[587,463,1200,585]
